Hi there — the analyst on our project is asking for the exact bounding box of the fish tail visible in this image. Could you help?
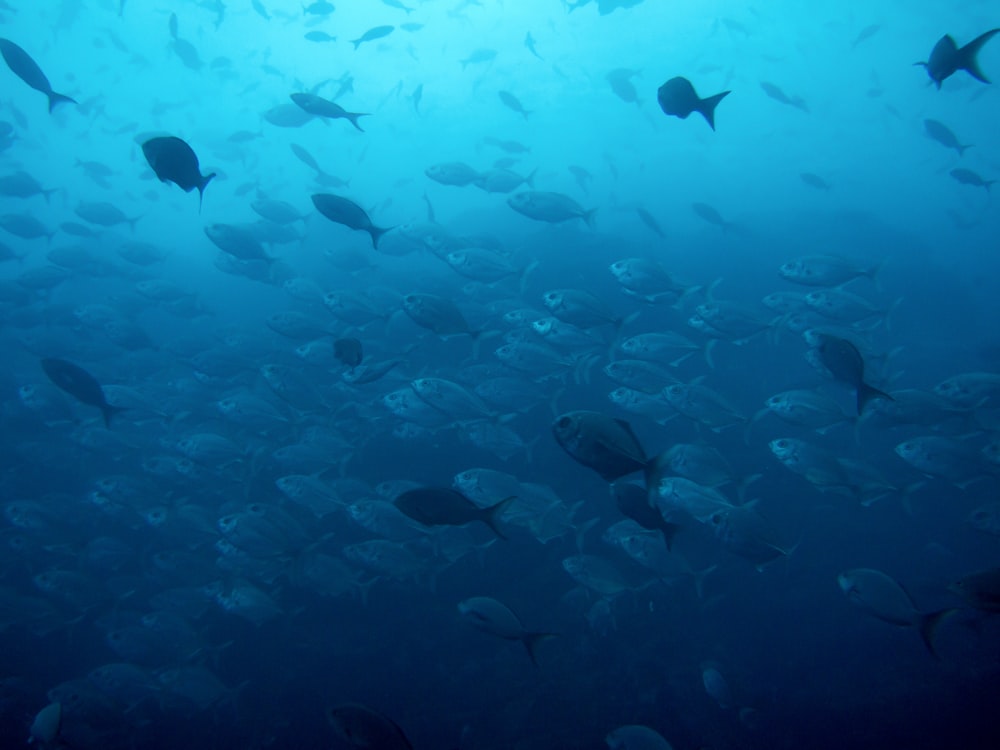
[698,90,731,131]
[348,113,368,132]
[582,207,597,227]
[959,28,1000,83]
[958,143,973,156]
[198,173,216,212]
[47,91,76,113]
[483,495,516,540]
[918,609,956,657]
[369,224,392,250]
[521,632,556,667]
[857,381,893,415]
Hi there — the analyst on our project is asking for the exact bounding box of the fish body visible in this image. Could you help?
[552,411,648,482]
[394,487,512,538]
[806,332,891,414]
[458,596,553,665]
[657,76,729,130]
[508,191,596,225]
[350,25,395,50]
[950,168,994,191]
[402,293,477,337]
[290,93,368,131]
[949,567,1000,612]
[312,193,390,248]
[924,119,971,155]
[0,38,75,112]
[498,90,531,118]
[40,358,123,427]
[142,136,215,206]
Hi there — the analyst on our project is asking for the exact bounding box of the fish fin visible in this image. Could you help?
[959,28,1000,83]
[369,224,393,250]
[197,172,217,212]
[918,609,956,657]
[521,631,557,667]
[483,495,516,539]
[348,112,369,132]
[47,91,76,113]
[698,90,731,131]
[857,381,893,415]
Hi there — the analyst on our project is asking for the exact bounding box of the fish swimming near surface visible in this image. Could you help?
[141,136,215,209]
[311,193,392,249]
[290,93,369,132]
[394,487,513,539]
[915,29,1000,88]
[657,76,730,130]
[0,39,76,112]
[806,332,892,414]
[40,358,124,428]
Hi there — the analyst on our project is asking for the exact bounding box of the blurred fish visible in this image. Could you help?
[915,29,1000,88]
[923,119,971,155]
[509,191,595,225]
[498,90,531,119]
[426,162,482,186]
[760,81,808,112]
[657,76,729,130]
[350,25,395,50]
[0,38,75,112]
[949,567,1000,612]
[950,168,994,191]
[552,411,650,482]
[805,332,891,414]
[327,703,413,749]
[799,172,831,190]
[460,48,497,70]
[606,68,641,105]
[458,596,554,666]
[525,31,542,59]
[779,254,881,287]
[334,338,364,368]
[402,293,480,338]
[851,24,881,49]
[395,487,513,538]
[691,202,733,232]
[40,358,124,428]
[837,568,953,654]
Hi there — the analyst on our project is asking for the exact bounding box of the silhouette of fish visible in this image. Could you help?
[41,358,125,428]
[915,29,1000,88]
[657,76,729,130]
[141,136,215,208]
[0,39,75,112]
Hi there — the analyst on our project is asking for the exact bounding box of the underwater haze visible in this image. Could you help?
[1,0,1000,748]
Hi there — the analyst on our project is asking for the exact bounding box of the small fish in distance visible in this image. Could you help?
[311,193,392,249]
[141,136,215,208]
[0,38,75,112]
[915,29,1000,88]
[657,76,729,130]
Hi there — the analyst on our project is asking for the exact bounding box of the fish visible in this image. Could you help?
[691,202,732,232]
[837,569,953,655]
[923,119,971,155]
[552,411,650,483]
[498,90,531,119]
[779,254,881,287]
[290,93,368,132]
[0,39,75,112]
[508,191,596,225]
[460,48,497,69]
[425,162,482,186]
[204,223,272,263]
[851,24,881,49]
[799,172,831,190]
[525,31,542,59]
[606,68,641,105]
[402,293,479,338]
[40,358,124,428]
[915,29,1000,88]
[950,168,994,191]
[29,702,62,745]
[949,567,1000,612]
[311,193,391,249]
[333,338,363,368]
[141,136,215,208]
[327,703,413,750]
[304,31,336,43]
[656,76,730,130]
[350,25,395,50]
[458,596,554,666]
[394,487,513,539]
[760,81,809,112]
[805,332,892,414]
[605,725,673,750]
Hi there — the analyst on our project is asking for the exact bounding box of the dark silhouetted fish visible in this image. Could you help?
[141,136,215,208]
[691,202,732,232]
[807,332,892,415]
[950,168,994,191]
[552,411,650,482]
[290,93,368,132]
[334,338,363,369]
[327,703,413,750]
[394,487,513,539]
[760,81,808,112]
[41,358,124,428]
[0,39,76,112]
[915,29,1000,88]
[312,193,391,249]
[612,482,680,549]
[498,90,531,119]
[350,25,394,50]
[923,119,971,155]
[657,76,729,130]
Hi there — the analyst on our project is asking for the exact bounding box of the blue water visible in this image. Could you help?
[1,1,999,748]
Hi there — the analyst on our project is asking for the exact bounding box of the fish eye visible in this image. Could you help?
[556,416,571,429]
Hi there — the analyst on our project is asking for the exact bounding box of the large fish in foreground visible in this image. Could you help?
[552,411,651,483]
[657,76,729,130]
[312,193,392,249]
[0,39,76,112]
[141,136,215,208]
[40,358,124,428]
[915,29,1000,88]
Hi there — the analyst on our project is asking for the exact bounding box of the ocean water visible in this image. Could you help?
[1,1,999,748]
